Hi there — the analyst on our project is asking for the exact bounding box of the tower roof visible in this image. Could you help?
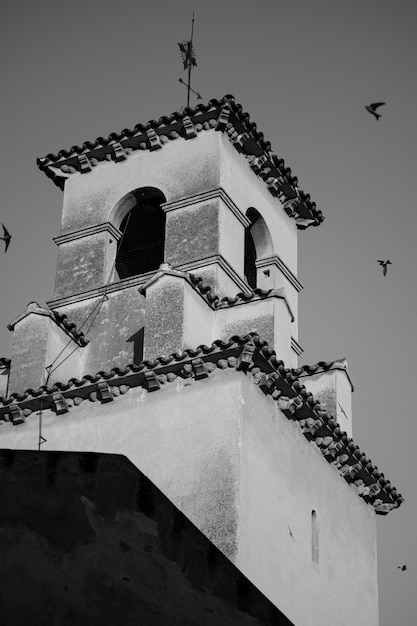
[37,95,324,230]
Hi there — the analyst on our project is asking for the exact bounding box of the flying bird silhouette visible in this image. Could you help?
[0,223,11,253]
[365,102,386,120]
[397,565,407,571]
[378,260,392,276]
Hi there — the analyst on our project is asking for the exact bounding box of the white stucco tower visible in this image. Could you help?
[0,96,402,626]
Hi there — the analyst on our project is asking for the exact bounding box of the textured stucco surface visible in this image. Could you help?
[53,130,299,306]
[0,369,8,397]
[53,287,146,379]
[8,314,82,395]
[0,369,378,626]
[301,370,353,438]
[238,380,378,626]
[165,201,220,267]
[0,450,294,626]
[54,233,107,300]
[0,373,243,561]
[218,134,297,273]
[143,277,185,360]
[143,274,213,361]
[61,132,222,235]
[8,315,50,392]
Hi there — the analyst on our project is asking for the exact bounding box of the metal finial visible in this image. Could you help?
[178,12,202,107]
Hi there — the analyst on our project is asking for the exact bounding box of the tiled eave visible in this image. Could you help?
[36,95,324,230]
[7,302,88,347]
[140,265,294,319]
[293,358,354,391]
[0,333,402,515]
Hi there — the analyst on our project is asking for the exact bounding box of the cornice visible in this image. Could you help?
[256,255,303,292]
[162,188,251,228]
[175,254,250,294]
[7,302,88,346]
[47,272,153,309]
[53,222,122,245]
[47,254,248,310]
[295,358,354,392]
[37,95,324,229]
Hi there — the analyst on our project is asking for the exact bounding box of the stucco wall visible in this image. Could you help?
[0,368,378,626]
[60,132,222,235]
[218,134,298,274]
[238,379,377,626]
[301,370,353,438]
[8,314,50,392]
[55,286,146,378]
[55,131,299,302]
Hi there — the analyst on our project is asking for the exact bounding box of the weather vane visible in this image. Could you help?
[178,12,202,107]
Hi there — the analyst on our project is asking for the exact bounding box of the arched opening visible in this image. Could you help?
[244,208,273,289]
[114,188,166,280]
[244,227,257,289]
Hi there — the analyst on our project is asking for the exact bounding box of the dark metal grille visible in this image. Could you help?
[116,201,165,279]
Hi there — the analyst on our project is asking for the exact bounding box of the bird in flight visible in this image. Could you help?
[378,260,392,276]
[365,102,386,120]
[397,565,407,571]
[0,223,11,253]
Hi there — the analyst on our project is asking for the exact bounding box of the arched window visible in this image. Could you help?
[115,188,166,280]
[244,208,273,290]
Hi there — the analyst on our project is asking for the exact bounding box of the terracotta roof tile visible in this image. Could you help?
[50,310,89,346]
[0,333,402,515]
[140,265,294,319]
[37,95,323,229]
[7,302,88,347]
[188,272,291,312]
[292,357,354,391]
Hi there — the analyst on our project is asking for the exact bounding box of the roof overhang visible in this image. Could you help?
[37,95,324,230]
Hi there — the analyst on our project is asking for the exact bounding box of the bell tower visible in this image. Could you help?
[1,96,402,626]
[8,96,322,394]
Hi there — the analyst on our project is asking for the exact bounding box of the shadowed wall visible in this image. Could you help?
[0,449,293,626]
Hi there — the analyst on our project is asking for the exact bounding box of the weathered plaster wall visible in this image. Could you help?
[54,131,299,304]
[8,311,82,395]
[0,450,294,626]
[218,134,298,274]
[54,286,146,379]
[143,274,213,361]
[0,369,378,626]
[0,373,242,560]
[165,200,220,266]
[54,232,108,300]
[8,314,50,392]
[215,301,275,350]
[301,369,353,438]
[0,368,8,397]
[61,133,222,235]
[238,380,377,626]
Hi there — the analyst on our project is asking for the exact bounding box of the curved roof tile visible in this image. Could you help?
[37,95,323,229]
[0,333,401,515]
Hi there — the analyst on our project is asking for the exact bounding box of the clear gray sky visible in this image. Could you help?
[1,1,416,624]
